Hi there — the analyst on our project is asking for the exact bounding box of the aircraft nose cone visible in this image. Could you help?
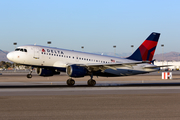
[7,52,13,61]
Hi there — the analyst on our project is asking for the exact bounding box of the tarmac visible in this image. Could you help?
[0,71,180,120]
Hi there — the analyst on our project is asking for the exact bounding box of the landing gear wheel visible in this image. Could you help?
[87,79,96,86]
[27,66,33,78]
[67,79,75,86]
[27,74,32,78]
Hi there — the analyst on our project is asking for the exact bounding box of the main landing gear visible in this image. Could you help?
[87,74,96,86]
[66,75,96,86]
[27,67,33,78]
[87,79,96,86]
[66,78,75,86]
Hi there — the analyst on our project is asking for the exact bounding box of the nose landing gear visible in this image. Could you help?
[27,67,33,78]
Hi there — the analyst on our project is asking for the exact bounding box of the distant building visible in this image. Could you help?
[154,61,180,71]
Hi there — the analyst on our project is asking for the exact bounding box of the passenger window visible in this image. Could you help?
[20,49,23,52]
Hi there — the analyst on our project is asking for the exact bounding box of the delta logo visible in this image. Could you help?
[41,48,64,54]
[42,49,45,52]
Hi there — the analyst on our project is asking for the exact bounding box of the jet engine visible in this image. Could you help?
[36,68,60,76]
[66,65,87,77]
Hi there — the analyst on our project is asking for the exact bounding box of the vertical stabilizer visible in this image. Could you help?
[127,32,160,61]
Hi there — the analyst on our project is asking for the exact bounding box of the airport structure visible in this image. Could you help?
[154,61,180,71]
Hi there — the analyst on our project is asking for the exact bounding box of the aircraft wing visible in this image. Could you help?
[143,65,172,69]
[76,61,149,71]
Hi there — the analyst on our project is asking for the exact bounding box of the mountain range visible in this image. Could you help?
[0,49,180,62]
[154,52,180,61]
[0,50,9,62]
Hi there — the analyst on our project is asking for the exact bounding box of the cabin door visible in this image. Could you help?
[34,48,40,59]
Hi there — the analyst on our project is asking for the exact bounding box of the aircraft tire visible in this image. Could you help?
[87,79,96,86]
[67,79,75,86]
[27,74,32,78]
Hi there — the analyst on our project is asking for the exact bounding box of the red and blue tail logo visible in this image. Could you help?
[127,32,160,61]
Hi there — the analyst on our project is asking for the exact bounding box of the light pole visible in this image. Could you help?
[161,44,164,65]
[81,46,84,52]
[113,45,116,56]
[13,42,17,71]
[47,41,51,47]
[131,45,134,54]
[13,42,17,50]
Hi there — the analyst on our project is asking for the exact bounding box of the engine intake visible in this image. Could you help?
[66,65,87,77]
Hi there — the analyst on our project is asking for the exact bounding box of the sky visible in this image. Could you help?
[0,0,180,55]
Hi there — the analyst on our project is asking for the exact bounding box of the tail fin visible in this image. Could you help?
[127,32,160,61]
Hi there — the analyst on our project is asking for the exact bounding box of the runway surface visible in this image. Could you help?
[0,71,180,119]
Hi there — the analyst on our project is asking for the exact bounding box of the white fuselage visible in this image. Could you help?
[7,45,158,76]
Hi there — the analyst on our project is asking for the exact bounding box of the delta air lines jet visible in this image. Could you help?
[7,32,163,86]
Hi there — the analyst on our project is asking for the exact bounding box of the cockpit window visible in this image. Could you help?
[15,48,20,51]
[15,48,27,52]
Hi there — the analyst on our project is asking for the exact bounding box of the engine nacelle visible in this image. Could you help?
[66,65,87,77]
[36,68,60,77]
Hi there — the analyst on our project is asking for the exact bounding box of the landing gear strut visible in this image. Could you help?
[66,78,75,86]
[87,74,96,86]
[27,67,33,78]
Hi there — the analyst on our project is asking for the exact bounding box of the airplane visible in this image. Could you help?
[7,32,163,86]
